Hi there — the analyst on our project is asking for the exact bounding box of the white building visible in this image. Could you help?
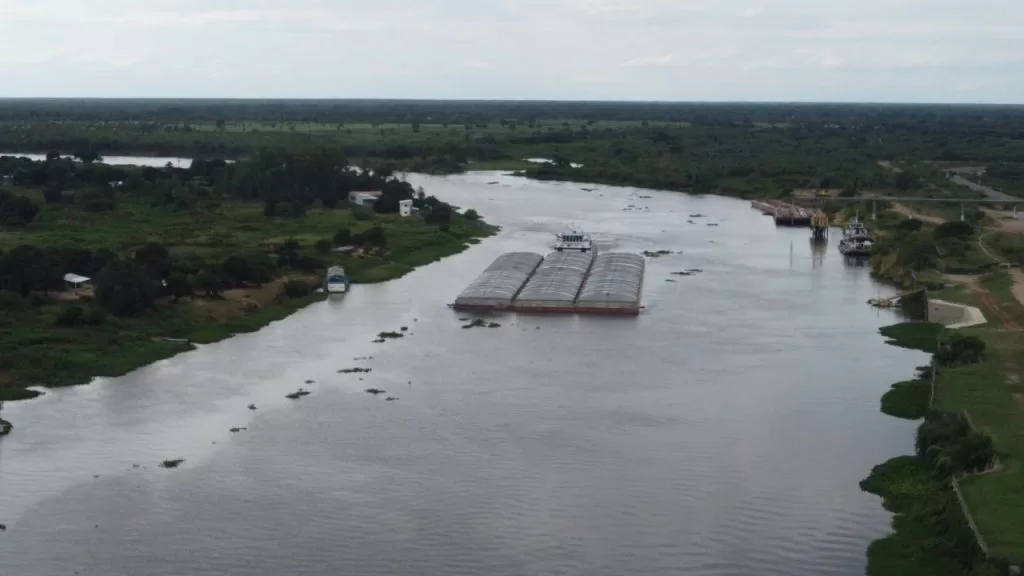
[399,199,414,217]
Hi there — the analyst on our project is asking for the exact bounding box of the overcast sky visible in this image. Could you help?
[0,0,1021,103]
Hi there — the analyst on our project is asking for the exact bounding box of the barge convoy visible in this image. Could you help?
[452,250,645,316]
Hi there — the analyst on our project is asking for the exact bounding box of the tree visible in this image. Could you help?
[464,209,480,221]
[0,191,40,226]
[54,306,85,327]
[424,202,454,226]
[134,243,171,280]
[195,268,224,297]
[43,186,64,204]
[165,272,192,301]
[333,227,352,246]
[221,256,253,287]
[29,250,65,295]
[934,221,974,241]
[314,239,332,253]
[73,150,102,164]
[95,260,158,317]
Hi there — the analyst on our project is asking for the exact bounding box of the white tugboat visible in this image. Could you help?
[553,230,594,253]
[838,216,874,257]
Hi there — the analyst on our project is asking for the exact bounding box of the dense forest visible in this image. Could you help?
[1,99,1022,198]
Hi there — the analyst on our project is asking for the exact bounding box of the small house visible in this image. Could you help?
[348,190,382,208]
[399,199,414,217]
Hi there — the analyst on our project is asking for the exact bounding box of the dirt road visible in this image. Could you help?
[890,202,947,225]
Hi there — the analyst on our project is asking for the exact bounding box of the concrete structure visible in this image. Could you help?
[348,191,382,207]
[399,199,414,217]
[927,298,987,329]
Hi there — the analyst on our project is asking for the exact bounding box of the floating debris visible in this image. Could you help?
[462,318,488,329]
[488,322,501,328]
[690,213,705,218]
[385,396,399,402]
[285,389,311,400]
[365,388,387,395]
[706,223,719,227]
[160,459,185,469]
[338,367,372,374]
[687,220,696,224]
[642,250,675,258]
[377,331,404,340]
[305,379,315,384]
[248,404,257,410]
[666,279,677,283]
[671,271,694,277]
[353,356,374,361]
[372,339,386,344]
[400,326,409,332]
[0,524,6,531]
[230,427,248,433]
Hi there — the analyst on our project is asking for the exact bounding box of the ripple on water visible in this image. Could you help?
[0,173,924,576]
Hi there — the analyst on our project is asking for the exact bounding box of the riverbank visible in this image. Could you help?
[865,274,1024,575]
[0,155,494,405]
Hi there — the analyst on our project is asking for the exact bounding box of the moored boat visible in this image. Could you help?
[325,266,350,294]
[838,216,874,256]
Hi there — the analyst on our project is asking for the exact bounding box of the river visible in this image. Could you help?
[0,170,924,576]
[0,153,192,168]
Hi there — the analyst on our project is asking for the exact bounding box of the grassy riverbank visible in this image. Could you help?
[865,273,1024,574]
[0,155,493,403]
[865,322,996,576]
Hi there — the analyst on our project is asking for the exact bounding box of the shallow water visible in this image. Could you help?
[0,172,922,576]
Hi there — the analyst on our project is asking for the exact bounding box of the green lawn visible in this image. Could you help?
[931,273,1024,562]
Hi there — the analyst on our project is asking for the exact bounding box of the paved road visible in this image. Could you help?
[950,175,1022,202]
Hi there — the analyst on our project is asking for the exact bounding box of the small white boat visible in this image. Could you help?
[325,266,350,294]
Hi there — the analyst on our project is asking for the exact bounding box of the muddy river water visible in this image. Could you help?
[0,170,924,575]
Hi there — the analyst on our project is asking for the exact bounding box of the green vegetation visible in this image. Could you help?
[866,321,1001,576]
[0,151,491,402]
[879,322,944,352]
[3,100,1024,198]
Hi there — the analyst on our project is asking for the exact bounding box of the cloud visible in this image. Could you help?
[0,0,1021,102]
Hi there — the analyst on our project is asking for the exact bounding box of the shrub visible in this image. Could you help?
[314,239,332,254]
[352,206,374,221]
[283,279,315,299]
[54,306,85,327]
[333,227,353,246]
[0,290,26,311]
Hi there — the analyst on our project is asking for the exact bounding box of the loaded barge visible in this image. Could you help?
[452,250,645,316]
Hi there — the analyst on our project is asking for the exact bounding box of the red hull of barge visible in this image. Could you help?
[450,304,640,316]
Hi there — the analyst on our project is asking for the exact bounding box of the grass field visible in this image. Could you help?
[930,272,1024,562]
